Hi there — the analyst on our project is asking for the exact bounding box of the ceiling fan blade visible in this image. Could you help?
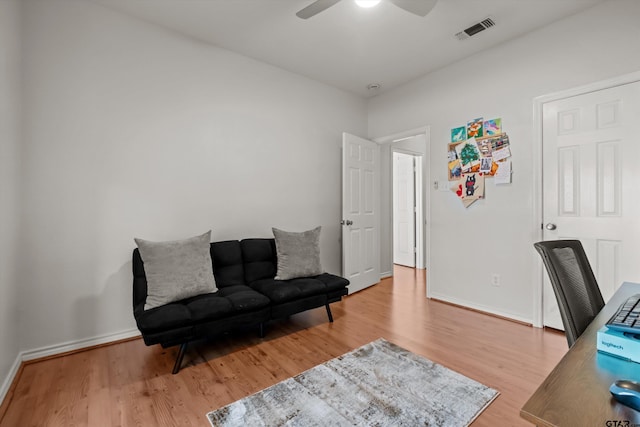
[296,0,342,19]
[389,0,437,17]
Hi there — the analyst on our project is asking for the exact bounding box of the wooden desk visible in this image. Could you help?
[521,282,640,426]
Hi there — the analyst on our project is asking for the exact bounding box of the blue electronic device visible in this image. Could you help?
[610,379,640,411]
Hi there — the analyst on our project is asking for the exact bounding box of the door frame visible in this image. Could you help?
[374,126,430,294]
[532,70,640,328]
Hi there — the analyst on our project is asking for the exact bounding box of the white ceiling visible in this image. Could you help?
[90,0,605,98]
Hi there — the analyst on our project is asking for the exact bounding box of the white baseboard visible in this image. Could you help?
[21,328,140,362]
[429,292,533,325]
[380,271,392,279]
[0,353,22,408]
[1,328,141,408]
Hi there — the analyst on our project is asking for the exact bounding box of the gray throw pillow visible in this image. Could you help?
[135,230,217,310]
[272,226,323,280]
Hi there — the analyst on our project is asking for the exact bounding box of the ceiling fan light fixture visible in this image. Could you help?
[355,0,381,8]
[297,0,436,19]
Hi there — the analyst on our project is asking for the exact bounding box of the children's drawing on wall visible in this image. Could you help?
[480,157,492,173]
[450,179,470,207]
[450,172,485,208]
[448,116,511,207]
[465,174,477,197]
[483,118,502,136]
[451,126,466,142]
[455,138,481,172]
[462,172,485,202]
[447,142,463,180]
[467,117,483,138]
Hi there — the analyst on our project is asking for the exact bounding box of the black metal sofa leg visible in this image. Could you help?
[325,303,334,323]
[172,342,188,375]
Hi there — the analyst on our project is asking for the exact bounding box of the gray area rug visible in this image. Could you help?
[207,338,499,426]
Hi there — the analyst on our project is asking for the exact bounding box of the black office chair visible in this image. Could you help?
[534,240,605,348]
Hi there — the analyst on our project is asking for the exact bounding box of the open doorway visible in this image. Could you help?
[393,151,422,268]
[387,132,428,272]
[373,127,429,295]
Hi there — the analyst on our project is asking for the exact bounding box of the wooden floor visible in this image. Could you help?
[0,266,567,426]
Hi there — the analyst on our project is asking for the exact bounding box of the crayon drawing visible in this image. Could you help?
[455,138,481,171]
[451,126,466,142]
[461,172,485,202]
[484,118,502,136]
[467,118,483,138]
[448,159,462,180]
[448,142,463,180]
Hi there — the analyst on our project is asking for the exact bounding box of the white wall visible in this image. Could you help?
[19,0,367,352]
[368,0,640,322]
[0,0,22,398]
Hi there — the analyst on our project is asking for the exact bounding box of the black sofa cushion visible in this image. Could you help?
[210,240,246,288]
[249,273,349,304]
[136,303,192,333]
[188,285,270,322]
[250,277,327,303]
[315,273,350,292]
[241,238,277,283]
[241,238,350,304]
[136,285,270,331]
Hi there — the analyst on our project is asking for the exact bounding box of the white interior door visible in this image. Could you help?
[393,152,416,267]
[542,81,640,329]
[342,132,380,293]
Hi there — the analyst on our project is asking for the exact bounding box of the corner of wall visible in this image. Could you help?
[0,0,23,414]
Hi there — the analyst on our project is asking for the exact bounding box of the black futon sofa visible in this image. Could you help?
[132,238,349,373]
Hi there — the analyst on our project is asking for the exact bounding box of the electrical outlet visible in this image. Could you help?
[491,273,500,287]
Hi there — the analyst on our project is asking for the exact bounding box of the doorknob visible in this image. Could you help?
[341,220,353,226]
[545,223,557,230]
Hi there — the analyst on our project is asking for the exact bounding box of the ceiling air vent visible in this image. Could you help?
[455,17,496,41]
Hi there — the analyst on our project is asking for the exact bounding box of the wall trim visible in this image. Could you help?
[380,271,392,279]
[0,353,22,417]
[0,328,141,417]
[21,328,140,362]
[429,292,533,325]
[531,70,640,328]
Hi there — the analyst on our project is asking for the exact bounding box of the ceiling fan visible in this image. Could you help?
[296,0,437,19]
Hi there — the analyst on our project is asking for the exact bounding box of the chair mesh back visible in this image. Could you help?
[534,240,605,347]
